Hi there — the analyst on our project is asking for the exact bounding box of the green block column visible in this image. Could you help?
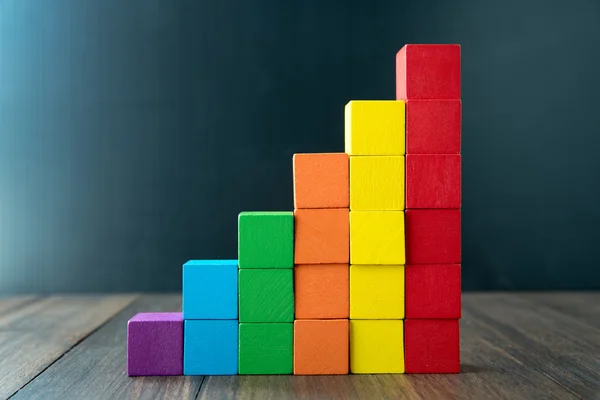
[238,212,294,374]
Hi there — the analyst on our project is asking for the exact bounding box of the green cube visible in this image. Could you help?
[239,323,293,374]
[239,269,293,323]
[238,212,294,269]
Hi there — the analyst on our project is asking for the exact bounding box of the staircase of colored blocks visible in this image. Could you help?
[126,44,462,376]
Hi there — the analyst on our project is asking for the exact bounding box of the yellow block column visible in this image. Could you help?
[345,100,406,374]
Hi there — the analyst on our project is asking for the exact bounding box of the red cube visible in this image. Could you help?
[406,154,461,209]
[396,44,461,100]
[405,209,461,264]
[405,319,460,373]
[406,100,461,154]
[406,264,461,319]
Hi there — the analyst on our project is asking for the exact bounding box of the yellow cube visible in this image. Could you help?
[345,100,405,156]
[350,156,405,211]
[350,320,404,373]
[350,211,405,265]
[350,265,404,319]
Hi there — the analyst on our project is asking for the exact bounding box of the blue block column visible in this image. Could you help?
[182,260,239,375]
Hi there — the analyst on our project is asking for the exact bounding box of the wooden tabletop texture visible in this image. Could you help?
[0,293,597,400]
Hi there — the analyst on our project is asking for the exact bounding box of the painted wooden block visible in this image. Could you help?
[350,156,405,211]
[406,99,461,154]
[345,100,405,156]
[350,211,405,265]
[293,153,349,209]
[404,319,460,373]
[349,320,404,374]
[238,212,294,269]
[127,312,183,376]
[406,264,461,319]
[294,319,349,375]
[396,44,461,100]
[182,260,238,320]
[405,154,461,209]
[294,208,349,264]
[238,323,293,374]
[350,265,404,319]
[294,264,349,319]
[405,209,461,264]
[239,269,293,323]
[183,320,238,375]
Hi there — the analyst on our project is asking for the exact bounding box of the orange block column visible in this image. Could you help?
[292,153,350,375]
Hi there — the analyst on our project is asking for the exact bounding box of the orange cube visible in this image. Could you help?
[294,208,349,264]
[295,264,349,319]
[293,153,349,209]
[294,319,349,375]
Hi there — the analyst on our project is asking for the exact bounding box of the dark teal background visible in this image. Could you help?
[1,0,599,293]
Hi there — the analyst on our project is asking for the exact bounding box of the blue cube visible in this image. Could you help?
[183,260,238,320]
[184,320,238,375]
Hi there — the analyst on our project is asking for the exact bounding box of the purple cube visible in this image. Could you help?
[127,312,183,376]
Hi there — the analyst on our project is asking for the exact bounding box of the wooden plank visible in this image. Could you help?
[464,293,599,398]
[11,294,203,400]
[0,296,38,317]
[0,295,136,399]
[519,292,600,329]
[198,293,577,399]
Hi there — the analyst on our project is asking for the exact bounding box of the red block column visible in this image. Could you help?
[397,44,462,373]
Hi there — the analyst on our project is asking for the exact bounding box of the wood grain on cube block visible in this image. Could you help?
[238,323,293,375]
[238,212,294,269]
[294,319,349,375]
[350,265,404,319]
[350,156,404,211]
[350,211,405,265]
[294,264,349,319]
[404,319,460,373]
[345,100,405,156]
[239,269,293,323]
[294,208,349,264]
[396,44,461,100]
[183,320,238,375]
[405,154,461,209]
[127,312,183,376]
[405,209,461,264]
[182,260,238,320]
[350,320,404,374]
[293,153,349,209]
[406,100,461,154]
[406,264,461,319]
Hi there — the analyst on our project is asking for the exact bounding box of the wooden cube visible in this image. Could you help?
[183,320,238,375]
[405,210,461,264]
[406,100,461,154]
[345,101,405,156]
[294,208,349,264]
[182,260,238,320]
[238,212,294,269]
[350,265,404,319]
[239,269,293,323]
[127,312,183,376]
[404,319,460,373]
[396,44,461,100]
[406,264,461,319]
[350,320,404,373]
[405,154,461,209]
[350,211,405,265]
[350,156,405,211]
[294,264,349,319]
[238,323,293,374]
[293,153,349,209]
[294,319,349,375]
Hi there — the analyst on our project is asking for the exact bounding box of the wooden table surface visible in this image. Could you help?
[0,293,597,400]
